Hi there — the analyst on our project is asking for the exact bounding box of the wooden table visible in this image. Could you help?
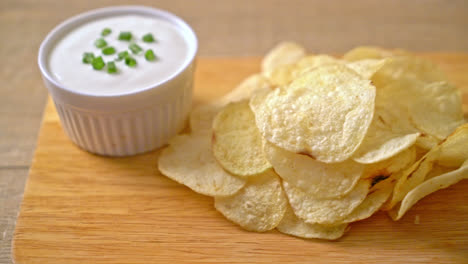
[1,0,467,263]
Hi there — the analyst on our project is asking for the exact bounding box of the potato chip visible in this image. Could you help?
[389,162,468,220]
[264,141,363,198]
[266,55,343,87]
[253,65,376,163]
[415,134,440,150]
[190,103,224,132]
[214,170,287,232]
[353,106,420,164]
[283,180,370,225]
[346,59,386,79]
[212,101,271,177]
[277,205,348,240]
[261,42,306,73]
[264,63,297,87]
[341,180,393,223]
[190,75,271,132]
[372,57,448,88]
[362,147,416,180]
[220,74,271,104]
[435,123,468,167]
[158,133,246,196]
[386,124,467,209]
[343,46,407,61]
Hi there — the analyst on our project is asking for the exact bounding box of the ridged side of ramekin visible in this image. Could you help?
[53,85,192,156]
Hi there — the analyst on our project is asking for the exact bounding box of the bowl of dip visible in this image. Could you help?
[38,6,197,156]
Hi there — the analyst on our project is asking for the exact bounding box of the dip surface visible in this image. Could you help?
[49,15,191,96]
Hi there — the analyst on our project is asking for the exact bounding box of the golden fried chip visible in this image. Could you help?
[389,162,468,220]
[158,133,246,196]
[253,65,376,163]
[372,56,448,88]
[386,124,468,209]
[212,101,271,177]
[362,147,416,180]
[261,42,306,73]
[341,180,393,223]
[190,74,271,132]
[353,107,420,164]
[220,74,271,104]
[436,124,468,167]
[190,103,224,132]
[277,205,348,240]
[214,171,287,232]
[343,46,407,61]
[264,141,363,198]
[283,180,370,225]
[346,59,386,79]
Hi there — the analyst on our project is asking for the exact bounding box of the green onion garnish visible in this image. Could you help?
[94,38,107,48]
[92,56,105,70]
[101,28,112,37]
[129,43,143,54]
[102,46,116,55]
[142,33,155,43]
[116,50,130,61]
[145,49,157,61]
[82,52,95,64]
[107,61,117,74]
[125,56,137,67]
[118,31,132,41]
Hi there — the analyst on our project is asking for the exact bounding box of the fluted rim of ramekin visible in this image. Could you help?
[38,5,198,99]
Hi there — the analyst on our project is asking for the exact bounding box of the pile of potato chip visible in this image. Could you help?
[158,43,468,240]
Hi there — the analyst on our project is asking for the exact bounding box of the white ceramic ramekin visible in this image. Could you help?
[38,6,197,156]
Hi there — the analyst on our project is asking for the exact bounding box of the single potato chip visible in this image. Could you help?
[353,106,420,164]
[343,46,407,61]
[277,205,348,240]
[158,133,246,196]
[261,42,306,73]
[435,123,468,167]
[341,180,393,223]
[362,147,416,180]
[389,162,468,220]
[372,56,448,88]
[212,101,272,177]
[264,141,363,198]
[283,180,370,225]
[190,74,271,132]
[190,103,224,132]
[220,74,271,104]
[253,64,376,163]
[214,170,287,232]
[346,59,387,79]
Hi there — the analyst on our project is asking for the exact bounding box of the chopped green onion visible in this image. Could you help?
[116,50,130,61]
[145,49,157,61]
[82,52,95,64]
[101,28,112,36]
[125,56,137,67]
[94,38,107,48]
[107,61,117,74]
[102,46,116,55]
[92,56,105,70]
[118,31,132,41]
[142,33,155,43]
[129,43,143,54]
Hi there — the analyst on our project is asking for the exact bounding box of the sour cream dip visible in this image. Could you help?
[49,14,193,96]
[38,6,197,156]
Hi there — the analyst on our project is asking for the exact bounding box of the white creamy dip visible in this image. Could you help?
[49,15,191,96]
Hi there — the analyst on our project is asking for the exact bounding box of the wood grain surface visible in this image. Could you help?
[12,56,468,264]
[2,0,468,263]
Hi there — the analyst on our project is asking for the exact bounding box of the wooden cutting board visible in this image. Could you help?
[13,55,468,264]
